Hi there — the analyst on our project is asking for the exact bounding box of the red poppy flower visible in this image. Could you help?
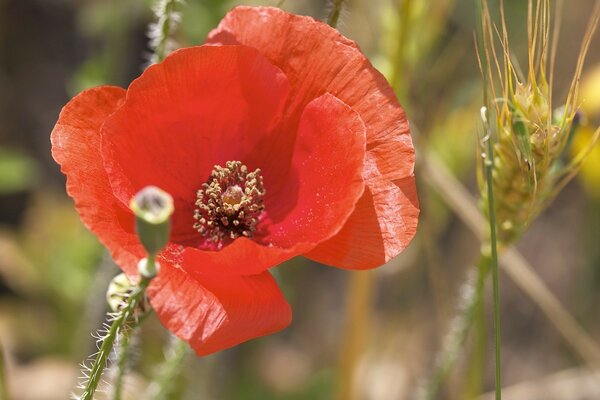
[51,6,418,355]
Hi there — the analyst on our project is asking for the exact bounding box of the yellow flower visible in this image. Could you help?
[573,64,600,200]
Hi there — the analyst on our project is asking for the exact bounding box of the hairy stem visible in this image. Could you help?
[149,0,182,64]
[112,327,134,400]
[419,256,489,400]
[145,336,190,400]
[79,273,152,400]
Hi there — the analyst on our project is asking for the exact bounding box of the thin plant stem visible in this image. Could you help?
[327,0,346,28]
[336,271,375,400]
[112,327,134,400]
[389,0,412,95]
[478,366,600,399]
[0,341,10,400]
[484,135,502,400]
[149,0,182,64]
[145,335,190,400]
[420,197,452,338]
[421,151,600,371]
[79,266,153,400]
[464,258,489,399]
[419,256,489,400]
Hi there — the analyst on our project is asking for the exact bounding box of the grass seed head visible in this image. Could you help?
[478,0,600,244]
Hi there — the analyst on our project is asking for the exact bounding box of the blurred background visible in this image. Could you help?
[0,0,599,399]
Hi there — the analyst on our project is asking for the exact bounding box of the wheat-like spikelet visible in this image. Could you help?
[478,0,600,245]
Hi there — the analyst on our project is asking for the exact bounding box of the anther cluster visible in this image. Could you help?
[194,161,266,245]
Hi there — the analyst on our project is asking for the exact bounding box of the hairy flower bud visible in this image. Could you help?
[107,273,134,312]
[106,272,150,324]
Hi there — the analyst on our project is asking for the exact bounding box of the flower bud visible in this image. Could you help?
[106,272,148,316]
[130,186,174,256]
[106,272,135,313]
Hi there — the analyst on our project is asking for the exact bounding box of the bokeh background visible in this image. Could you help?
[0,0,600,399]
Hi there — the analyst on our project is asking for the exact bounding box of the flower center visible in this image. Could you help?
[193,161,266,245]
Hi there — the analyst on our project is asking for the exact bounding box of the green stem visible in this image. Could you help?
[464,257,490,399]
[477,0,501,393]
[112,327,134,400]
[485,137,502,400]
[327,0,346,28]
[80,274,152,400]
[145,336,190,400]
[151,0,181,63]
[420,256,490,400]
[389,0,412,95]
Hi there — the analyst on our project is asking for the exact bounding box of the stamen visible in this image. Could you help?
[193,161,266,245]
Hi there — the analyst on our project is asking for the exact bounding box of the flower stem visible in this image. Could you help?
[145,335,190,400]
[79,273,152,400]
[327,0,346,28]
[336,271,375,400]
[464,257,489,399]
[112,327,134,400]
[484,135,502,400]
[419,256,489,400]
[422,151,600,373]
[389,0,412,95]
[477,0,502,391]
[149,0,182,64]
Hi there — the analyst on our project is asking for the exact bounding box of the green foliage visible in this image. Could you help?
[0,148,38,194]
[231,368,334,400]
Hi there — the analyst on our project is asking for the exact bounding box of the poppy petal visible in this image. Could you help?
[101,45,290,246]
[261,93,366,249]
[178,93,366,277]
[180,239,310,277]
[50,86,143,276]
[305,156,419,269]
[208,6,419,269]
[148,262,291,356]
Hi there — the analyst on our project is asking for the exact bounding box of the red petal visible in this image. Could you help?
[53,87,292,354]
[50,86,143,276]
[305,159,419,269]
[148,262,291,356]
[101,45,290,245]
[261,94,366,249]
[180,238,310,277]
[179,94,366,277]
[208,7,419,269]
